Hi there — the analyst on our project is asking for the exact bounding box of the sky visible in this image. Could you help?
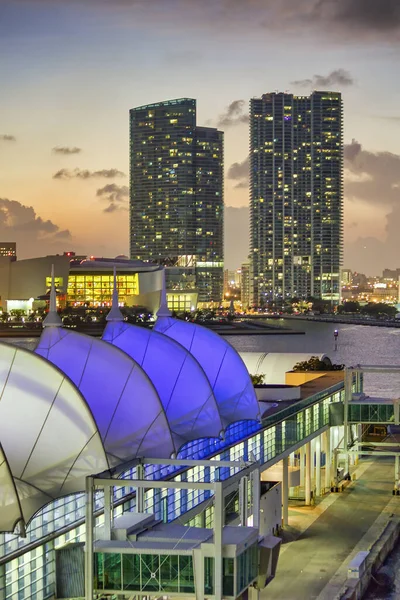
[1,0,400,275]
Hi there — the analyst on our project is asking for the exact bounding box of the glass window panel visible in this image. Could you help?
[122,554,140,591]
[104,553,121,590]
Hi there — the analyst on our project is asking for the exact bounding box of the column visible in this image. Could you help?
[282,457,289,526]
[251,468,261,529]
[85,476,94,600]
[214,482,224,600]
[239,476,248,526]
[395,455,400,492]
[137,464,145,512]
[315,437,321,497]
[324,429,331,491]
[305,442,311,506]
[300,446,305,487]
[103,485,113,540]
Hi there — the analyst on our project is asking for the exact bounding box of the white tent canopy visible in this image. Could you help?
[239,352,331,385]
[35,328,175,461]
[0,342,108,532]
[103,321,224,447]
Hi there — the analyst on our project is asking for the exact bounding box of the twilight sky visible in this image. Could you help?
[1,0,400,275]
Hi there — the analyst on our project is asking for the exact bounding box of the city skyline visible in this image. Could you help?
[1,0,400,275]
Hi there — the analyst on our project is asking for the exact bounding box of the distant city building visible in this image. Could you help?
[383,267,400,280]
[341,269,352,286]
[0,242,16,261]
[241,262,251,308]
[129,98,224,304]
[249,91,343,305]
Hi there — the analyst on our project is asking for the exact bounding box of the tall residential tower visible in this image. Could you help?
[250,91,343,305]
[130,99,224,305]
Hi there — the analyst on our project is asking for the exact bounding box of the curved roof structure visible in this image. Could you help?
[154,322,260,424]
[103,320,223,446]
[239,353,331,385]
[35,327,175,461]
[153,270,259,424]
[0,342,108,532]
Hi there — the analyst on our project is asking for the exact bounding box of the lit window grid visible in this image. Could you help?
[66,274,138,305]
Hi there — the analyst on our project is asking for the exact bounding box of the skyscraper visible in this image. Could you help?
[250,91,343,306]
[130,99,224,304]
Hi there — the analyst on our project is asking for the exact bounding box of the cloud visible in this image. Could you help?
[96,184,129,212]
[0,134,16,142]
[227,156,249,180]
[344,139,400,206]
[52,146,82,155]
[313,0,400,34]
[0,197,71,258]
[343,139,400,274]
[217,100,249,128]
[292,68,354,88]
[53,168,126,180]
[15,1,400,42]
[227,156,249,189]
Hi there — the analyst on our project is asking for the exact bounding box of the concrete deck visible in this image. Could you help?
[262,457,398,600]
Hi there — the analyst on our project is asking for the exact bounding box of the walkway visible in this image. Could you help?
[262,457,396,600]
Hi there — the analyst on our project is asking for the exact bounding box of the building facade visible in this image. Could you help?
[0,242,16,261]
[0,254,164,313]
[250,91,343,305]
[129,98,224,303]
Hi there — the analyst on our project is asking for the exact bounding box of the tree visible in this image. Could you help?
[250,373,265,386]
[361,302,397,318]
[337,301,360,314]
[292,356,344,372]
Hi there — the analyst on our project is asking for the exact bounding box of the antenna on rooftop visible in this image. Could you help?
[106,266,124,322]
[43,264,62,328]
[156,267,172,318]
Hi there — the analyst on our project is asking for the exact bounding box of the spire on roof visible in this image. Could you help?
[43,264,62,328]
[106,266,124,322]
[156,267,172,318]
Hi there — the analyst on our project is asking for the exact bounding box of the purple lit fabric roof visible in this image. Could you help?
[35,328,175,461]
[154,317,260,424]
[103,321,223,447]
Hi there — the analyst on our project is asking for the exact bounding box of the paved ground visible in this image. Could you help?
[262,458,396,600]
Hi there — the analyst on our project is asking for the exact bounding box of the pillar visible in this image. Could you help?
[103,485,113,540]
[324,429,331,491]
[305,442,311,506]
[251,468,261,529]
[85,476,94,600]
[249,586,260,600]
[137,464,145,512]
[214,482,224,600]
[300,446,305,487]
[282,457,289,526]
[395,455,400,491]
[315,437,321,497]
[239,476,248,526]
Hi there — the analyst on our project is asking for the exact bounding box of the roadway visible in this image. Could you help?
[262,457,395,600]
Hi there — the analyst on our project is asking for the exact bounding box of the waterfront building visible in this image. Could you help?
[129,98,224,304]
[250,91,343,305]
[0,253,164,313]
